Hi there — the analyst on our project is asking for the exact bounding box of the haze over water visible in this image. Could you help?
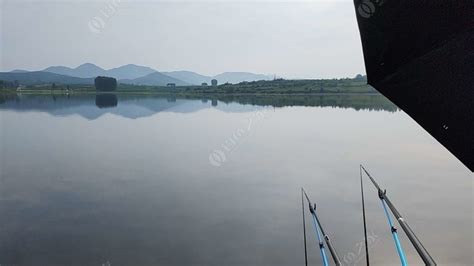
[0,94,472,265]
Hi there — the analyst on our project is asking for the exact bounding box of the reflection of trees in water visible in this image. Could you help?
[211,94,398,112]
[95,94,118,108]
[0,93,18,104]
[0,93,397,113]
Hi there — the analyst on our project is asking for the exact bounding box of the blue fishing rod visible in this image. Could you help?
[361,165,407,265]
[360,165,407,265]
[301,188,328,266]
[302,188,342,266]
[379,187,408,266]
[360,165,436,266]
[310,202,329,266]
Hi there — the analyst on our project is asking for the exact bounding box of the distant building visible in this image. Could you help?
[201,82,208,86]
[211,79,218,86]
[167,83,176,87]
[211,99,218,106]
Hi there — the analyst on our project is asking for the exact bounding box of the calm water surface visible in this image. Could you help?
[0,94,472,265]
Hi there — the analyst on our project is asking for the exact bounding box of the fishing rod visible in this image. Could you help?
[360,165,436,266]
[360,166,370,266]
[302,188,342,266]
[301,188,308,266]
[360,165,407,265]
[310,202,329,266]
[301,188,328,266]
[380,190,408,265]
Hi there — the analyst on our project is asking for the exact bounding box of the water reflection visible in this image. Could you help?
[95,94,118,109]
[0,93,471,265]
[0,93,398,120]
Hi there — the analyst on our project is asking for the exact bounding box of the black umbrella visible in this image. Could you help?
[353,0,473,171]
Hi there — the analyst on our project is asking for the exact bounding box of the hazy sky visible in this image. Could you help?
[1,0,365,78]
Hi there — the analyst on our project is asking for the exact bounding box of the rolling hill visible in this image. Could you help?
[162,71,272,85]
[120,72,189,86]
[5,63,275,86]
[44,63,107,78]
[106,64,157,80]
[213,72,272,84]
[43,63,157,80]
[161,71,212,85]
[0,71,93,85]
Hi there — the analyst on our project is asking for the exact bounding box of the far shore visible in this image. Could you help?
[1,89,381,97]
[1,78,379,96]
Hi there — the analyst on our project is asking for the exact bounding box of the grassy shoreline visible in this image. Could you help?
[2,78,375,96]
[1,83,397,112]
[3,89,380,96]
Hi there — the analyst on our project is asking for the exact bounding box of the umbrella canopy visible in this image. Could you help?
[353,0,473,171]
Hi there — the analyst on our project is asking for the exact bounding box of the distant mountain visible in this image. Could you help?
[74,63,108,78]
[0,71,93,85]
[42,66,75,76]
[10,69,29,73]
[213,72,272,84]
[16,63,274,86]
[161,71,272,85]
[43,63,158,80]
[107,64,157,80]
[162,71,212,85]
[44,63,107,78]
[120,72,189,86]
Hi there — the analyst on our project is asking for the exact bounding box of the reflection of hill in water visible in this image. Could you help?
[0,93,398,120]
[0,94,204,120]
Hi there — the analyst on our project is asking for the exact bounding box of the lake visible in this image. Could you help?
[0,93,472,265]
